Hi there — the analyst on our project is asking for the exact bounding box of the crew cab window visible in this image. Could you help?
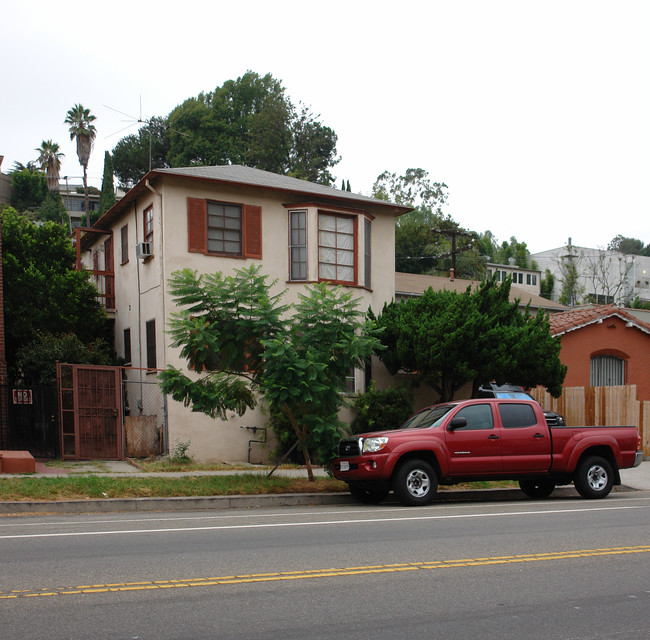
[453,404,493,430]
[498,403,537,428]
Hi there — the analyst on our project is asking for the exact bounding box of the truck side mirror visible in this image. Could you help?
[448,417,467,431]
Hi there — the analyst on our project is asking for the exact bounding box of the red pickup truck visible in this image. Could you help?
[333,398,643,506]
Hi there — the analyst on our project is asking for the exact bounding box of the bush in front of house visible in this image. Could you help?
[351,383,413,435]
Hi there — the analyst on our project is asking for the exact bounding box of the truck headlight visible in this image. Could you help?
[362,437,389,453]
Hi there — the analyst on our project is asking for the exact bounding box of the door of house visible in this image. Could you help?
[58,363,123,460]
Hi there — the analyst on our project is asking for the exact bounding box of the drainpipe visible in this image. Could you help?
[134,201,142,379]
[144,179,168,452]
[144,179,165,344]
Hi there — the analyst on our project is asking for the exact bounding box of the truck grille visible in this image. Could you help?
[338,438,361,457]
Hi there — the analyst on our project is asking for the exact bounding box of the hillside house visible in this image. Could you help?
[548,305,650,402]
[77,165,411,461]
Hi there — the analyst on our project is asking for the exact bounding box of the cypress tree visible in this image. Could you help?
[99,151,117,217]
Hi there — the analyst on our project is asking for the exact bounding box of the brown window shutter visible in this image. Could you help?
[243,205,262,259]
[187,197,206,253]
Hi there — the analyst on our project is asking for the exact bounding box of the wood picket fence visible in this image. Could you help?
[528,385,649,457]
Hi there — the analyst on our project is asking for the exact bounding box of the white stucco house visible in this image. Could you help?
[75,165,411,462]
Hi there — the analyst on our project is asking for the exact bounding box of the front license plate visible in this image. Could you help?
[340,461,350,472]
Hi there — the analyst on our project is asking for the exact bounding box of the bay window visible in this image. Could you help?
[318,213,356,284]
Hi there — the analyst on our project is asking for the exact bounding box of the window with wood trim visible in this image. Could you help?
[146,320,157,370]
[364,218,371,288]
[208,202,243,255]
[343,366,356,394]
[289,210,307,281]
[187,197,262,258]
[121,225,128,264]
[318,212,356,284]
[123,328,131,365]
[144,207,153,245]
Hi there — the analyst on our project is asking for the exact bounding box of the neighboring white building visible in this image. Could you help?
[77,165,411,462]
[531,241,650,306]
[486,262,541,296]
[59,182,101,229]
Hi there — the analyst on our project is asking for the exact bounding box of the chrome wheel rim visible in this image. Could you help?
[406,469,431,497]
[587,465,608,491]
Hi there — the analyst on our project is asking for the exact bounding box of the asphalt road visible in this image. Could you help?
[1,491,649,640]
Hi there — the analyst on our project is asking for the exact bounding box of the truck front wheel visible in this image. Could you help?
[574,456,614,499]
[393,459,438,506]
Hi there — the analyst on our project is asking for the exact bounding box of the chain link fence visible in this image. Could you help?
[122,371,168,458]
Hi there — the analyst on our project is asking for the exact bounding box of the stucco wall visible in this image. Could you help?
[558,316,650,401]
[92,174,398,462]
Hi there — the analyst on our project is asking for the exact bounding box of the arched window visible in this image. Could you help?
[590,355,626,386]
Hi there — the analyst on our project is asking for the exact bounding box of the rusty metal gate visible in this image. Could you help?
[57,363,123,460]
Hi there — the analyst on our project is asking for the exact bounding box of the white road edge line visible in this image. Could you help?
[0,505,646,540]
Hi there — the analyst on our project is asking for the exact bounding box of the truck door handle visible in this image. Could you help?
[533,433,545,439]
[487,434,499,440]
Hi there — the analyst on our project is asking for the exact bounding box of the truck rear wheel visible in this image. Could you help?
[393,459,438,506]
[574,456,614,499]
[519,479,556,498]
[349,483,389,505]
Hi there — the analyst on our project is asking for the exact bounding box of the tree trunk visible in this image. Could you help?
[82,163,89,219]
[282,402,315,482]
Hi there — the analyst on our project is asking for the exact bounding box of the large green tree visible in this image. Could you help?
[113,72,339,187]
[608,234,650,256]
[373,169,485,278]
[111,116,171,188]
[477,232,534,268]
[158,265,380,479]
[35,140,64,192]
[374,278,566,402]
[0,206,111,380]
[10,168,48,212]
[64,103,97,214]
[16,332,113,385]
[288,105,339,184]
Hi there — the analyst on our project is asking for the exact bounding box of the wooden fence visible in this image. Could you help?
[529,385,649,457]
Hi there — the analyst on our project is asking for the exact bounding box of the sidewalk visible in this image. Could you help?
[0,460,648,516]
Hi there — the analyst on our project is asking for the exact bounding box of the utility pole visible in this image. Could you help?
[431,228,477,273]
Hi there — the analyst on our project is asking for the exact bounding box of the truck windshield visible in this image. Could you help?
[400,405,454,430]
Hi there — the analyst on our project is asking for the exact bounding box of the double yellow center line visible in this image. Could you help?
[2,545,649,599]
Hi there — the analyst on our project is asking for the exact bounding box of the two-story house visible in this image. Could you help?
[76,165,411,461]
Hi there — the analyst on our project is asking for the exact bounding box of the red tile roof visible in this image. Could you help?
[549,304,650,336]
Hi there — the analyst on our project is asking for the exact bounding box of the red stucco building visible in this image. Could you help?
[549,305,650,401]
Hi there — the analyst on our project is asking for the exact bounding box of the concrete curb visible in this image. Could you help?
[1,485,634,516]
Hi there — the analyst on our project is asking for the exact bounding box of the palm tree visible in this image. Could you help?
[64,104,97,214]
[35,140,64,192]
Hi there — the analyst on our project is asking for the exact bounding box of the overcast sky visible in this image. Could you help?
[2,0,648,254]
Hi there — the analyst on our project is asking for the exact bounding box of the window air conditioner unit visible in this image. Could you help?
[136,242,152,259]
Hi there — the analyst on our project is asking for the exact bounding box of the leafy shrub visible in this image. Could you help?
[170,439,192,464]
[351,383,413,434]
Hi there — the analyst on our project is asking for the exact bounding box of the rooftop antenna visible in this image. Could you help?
[104,97,154,170]
[103,97,188,171]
